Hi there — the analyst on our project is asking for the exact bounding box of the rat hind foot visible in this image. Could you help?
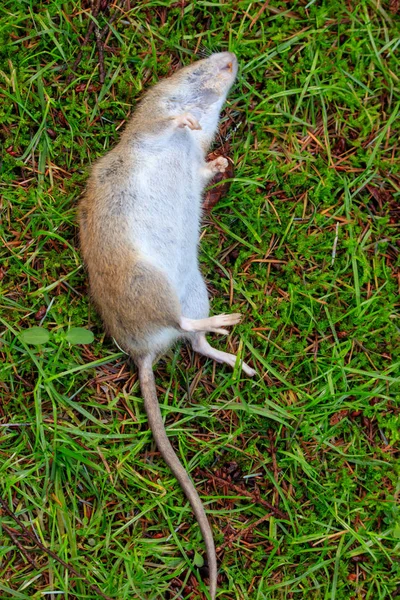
[192,334,256,377]
[180,313,241,335]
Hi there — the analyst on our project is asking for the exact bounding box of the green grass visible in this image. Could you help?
[1,0,399,598]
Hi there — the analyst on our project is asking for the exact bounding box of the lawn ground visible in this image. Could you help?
[0,0,399,598]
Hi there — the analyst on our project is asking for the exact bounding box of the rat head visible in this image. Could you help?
[155,52,238,115]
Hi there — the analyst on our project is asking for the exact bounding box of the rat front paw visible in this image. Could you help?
[175,113,202,131]
[208,156,229,173]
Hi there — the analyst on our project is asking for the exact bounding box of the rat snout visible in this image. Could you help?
[212,52,238,75]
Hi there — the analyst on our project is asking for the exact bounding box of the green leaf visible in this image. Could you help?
[19,327,50,346]
[193,552,204,568]
[66,327,94,345]
[56,447,103,471]
[393,522,400,539]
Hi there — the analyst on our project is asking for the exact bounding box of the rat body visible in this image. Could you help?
[79,52,255,599]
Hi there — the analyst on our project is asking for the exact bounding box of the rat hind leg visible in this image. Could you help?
[192,333,256,377]
[179,271,255,377]
[179,271,241,333]
[180,313,241,335]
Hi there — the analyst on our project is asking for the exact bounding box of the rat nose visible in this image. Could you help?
[227,52,237,67]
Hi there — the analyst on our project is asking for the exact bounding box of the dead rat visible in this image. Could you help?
[78,52,255,599]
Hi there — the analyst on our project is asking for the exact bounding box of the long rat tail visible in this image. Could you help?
[137,356,217,600]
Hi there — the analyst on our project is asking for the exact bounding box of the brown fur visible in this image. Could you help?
[79,172,180,358]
